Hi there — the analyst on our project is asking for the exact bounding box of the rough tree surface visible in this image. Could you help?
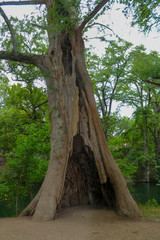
[0,0,142,221]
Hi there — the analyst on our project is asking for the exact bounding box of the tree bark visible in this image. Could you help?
[20,29,142,220]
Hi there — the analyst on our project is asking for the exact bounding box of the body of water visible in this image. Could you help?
[129,183,160,205]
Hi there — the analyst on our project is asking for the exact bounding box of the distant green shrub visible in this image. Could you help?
[145,199,159,208]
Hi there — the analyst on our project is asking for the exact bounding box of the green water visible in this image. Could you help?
[0,202,16,217]
[129,183,160,205]
[0,198,30,218]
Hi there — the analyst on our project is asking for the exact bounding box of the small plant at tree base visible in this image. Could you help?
[145,199,160,208]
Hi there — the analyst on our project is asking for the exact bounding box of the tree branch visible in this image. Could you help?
[31,23,46,30]
[0,51,42,67]
[35,100,48,109]
[142,78,160,87]
[0,1,45,6]
[79,0,110,31]
[21,106,32,119]
[0,7,18,54]
[153,76,160,80]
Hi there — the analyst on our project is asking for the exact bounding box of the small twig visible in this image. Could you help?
[35,100,48,109]
[89,22,115,35]
[31,23,47,30]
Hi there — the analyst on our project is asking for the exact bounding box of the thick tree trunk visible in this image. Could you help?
[20,29,142,220]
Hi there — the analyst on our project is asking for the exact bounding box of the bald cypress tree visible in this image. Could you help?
[0,0,142,221]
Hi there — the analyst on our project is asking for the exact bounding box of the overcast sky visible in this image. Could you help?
[85,3,160,55]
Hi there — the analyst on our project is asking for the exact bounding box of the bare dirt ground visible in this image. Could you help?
[0,206,160,240]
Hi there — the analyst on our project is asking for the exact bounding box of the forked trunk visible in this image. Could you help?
[20,29,142,220]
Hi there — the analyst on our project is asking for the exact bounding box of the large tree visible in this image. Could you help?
[0,0,143,221]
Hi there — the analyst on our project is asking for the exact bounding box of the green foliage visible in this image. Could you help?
[0,12,48,54]
[86,38,133,140]
[0,107,27,153]
[0,7,51,215]
[116,158,137,179]
[0,74,9,109]
[0,122,50,214]
[130,48,160,83]
[118,0,160,32]
[145,199,159,208]
[87,37,160,181]
[109,135,137,179]
[130,0,160,32]
[6,83,48,122]
[0,42,49,214]
[0,55,48,153]
[47,0,80,34]
[139,199,160,221]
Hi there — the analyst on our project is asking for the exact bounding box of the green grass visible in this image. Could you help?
[139,199,160,222]
[140,206,160,221]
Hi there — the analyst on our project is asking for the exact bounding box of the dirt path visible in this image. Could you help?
[0,206,160,240]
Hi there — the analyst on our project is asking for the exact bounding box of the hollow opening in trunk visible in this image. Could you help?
[58,134,116,210]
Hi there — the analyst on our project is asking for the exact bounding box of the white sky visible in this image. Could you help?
[1,2,160,117]
[85,3,160,55]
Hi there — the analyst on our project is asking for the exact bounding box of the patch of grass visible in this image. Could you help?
[140,206,160,221]
[139,199,160,222]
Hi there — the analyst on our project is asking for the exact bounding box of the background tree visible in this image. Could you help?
[6,83,48,122]
[151,91,160,167]
[108,45,160,182]
[126,0,160,32]
[126,47,160,182]
[86,37,160,183]
[0,64,48,153]
[86,38,133,141]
